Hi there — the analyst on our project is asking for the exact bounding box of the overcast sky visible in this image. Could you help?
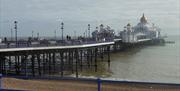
[0,0,179,37]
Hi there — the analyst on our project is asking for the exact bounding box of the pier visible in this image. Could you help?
[0,14,166,79]
[0,42,114,77]
[0,37,163,78]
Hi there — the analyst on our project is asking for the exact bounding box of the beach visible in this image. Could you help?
[2,77,180,91]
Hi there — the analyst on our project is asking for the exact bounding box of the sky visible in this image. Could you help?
[0,0,180,37]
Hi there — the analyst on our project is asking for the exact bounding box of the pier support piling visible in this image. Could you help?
[31,54,35,77]
[95,48,98,72]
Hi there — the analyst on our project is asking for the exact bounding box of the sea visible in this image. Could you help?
[108,35,180,83]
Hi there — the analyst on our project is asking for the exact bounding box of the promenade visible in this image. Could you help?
[2,77,180,91]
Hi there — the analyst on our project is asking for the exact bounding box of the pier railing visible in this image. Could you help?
[0,39,113,49]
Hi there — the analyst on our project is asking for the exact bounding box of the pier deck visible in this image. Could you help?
[0,42,114,52]
[0,41,114,78]
[0,38,164,77]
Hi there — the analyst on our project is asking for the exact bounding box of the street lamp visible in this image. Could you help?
[32,30,34,38]
[14,21,18,47]
[74,30,76,39]
[37,32,39,39]
[61,22,64,41]
[88,24,90,38]
[54,30,56,40]
[11,28,13,41]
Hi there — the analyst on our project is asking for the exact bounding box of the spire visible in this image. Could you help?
[143,13,145,17]
[140,13,147,23]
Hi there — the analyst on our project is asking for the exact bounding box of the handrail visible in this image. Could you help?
[0,74,2,89]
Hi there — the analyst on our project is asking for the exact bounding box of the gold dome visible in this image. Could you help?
[140,13,148,23]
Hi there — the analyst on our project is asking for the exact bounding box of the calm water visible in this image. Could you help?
[109,35,180,83]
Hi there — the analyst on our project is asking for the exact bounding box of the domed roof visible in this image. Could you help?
[127,23,131,26]
[140,14,148,23]
[100,24,104,27]
[134,22,151,32]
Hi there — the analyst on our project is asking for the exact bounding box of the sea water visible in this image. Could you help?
[109,35,180,83]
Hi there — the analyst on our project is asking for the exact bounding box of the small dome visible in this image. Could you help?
[100,24,104,27]
[127,23,131,26]
[140,14,148,23]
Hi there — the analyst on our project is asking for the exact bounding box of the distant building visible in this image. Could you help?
[120,14,161,43]
[92,24,115,41]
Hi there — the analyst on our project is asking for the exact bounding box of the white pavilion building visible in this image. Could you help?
[92,24,115,42]
[120,14,161,43]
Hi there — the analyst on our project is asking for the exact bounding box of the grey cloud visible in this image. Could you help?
[0,0,179,37]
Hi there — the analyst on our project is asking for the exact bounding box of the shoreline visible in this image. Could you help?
[2,77,180,91]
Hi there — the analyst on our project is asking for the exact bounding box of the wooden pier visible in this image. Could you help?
[0,42,114,77]
[0,38,164,77]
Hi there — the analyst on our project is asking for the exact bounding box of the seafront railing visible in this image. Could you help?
[2,75,180,91]
[0,74,2,89]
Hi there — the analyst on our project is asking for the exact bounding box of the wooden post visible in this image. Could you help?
[48,53,51,75]
[68,50,71,70]
[37,53,41,76]
[31,54,35,77]
[101,47,104,61]
[20,55,24,75]
[87,49,90,68]
[8,56,11,72]
[42,53,46,74]
[24,55,28,76]
[107,46,110,68]
[1,56,5,74]
[90,49,93,67]
[60,51,64,77]
[75,49,78,78]
[2,56,6,74]
[17,55,20,75]
[15,56,18,75]
[0,56,2,74]
[52,52,56,74]
[71,50,74,73]
[95,48,98,72]
[80,50,83,71]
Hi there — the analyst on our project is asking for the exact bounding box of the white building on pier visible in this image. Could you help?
[120,14,161,43]
[92,24,115,42]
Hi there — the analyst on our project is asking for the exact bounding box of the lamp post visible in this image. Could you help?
[86,30,88,42]
[37,32,39,39]
[11,28,13,41]
[54,30,56,40]
[74,30,76,39]
[32,30,34,38]
[83,32,85,38]
[61,22,64,41]
[88,24,90,38]
[14,21,18,47]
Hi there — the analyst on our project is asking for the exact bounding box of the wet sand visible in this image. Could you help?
[2,77,180,91]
